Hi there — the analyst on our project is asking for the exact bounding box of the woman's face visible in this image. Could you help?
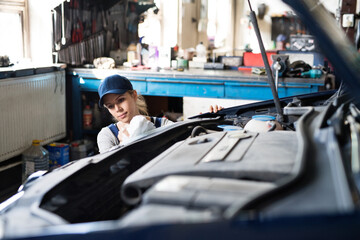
[103,91,139,124]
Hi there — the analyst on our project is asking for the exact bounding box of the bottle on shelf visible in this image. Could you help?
[196,42,207,58]
[22,140,49,182]
[83,105,93,129]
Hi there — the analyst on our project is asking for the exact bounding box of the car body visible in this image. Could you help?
[1,0,360,239]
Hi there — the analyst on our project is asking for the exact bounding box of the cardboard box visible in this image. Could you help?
[47,143,70,168]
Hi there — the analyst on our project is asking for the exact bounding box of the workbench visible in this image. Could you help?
[68,67,326,139]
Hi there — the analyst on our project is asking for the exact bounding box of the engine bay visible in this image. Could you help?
[33,90,359,226]
[1,88,359,240]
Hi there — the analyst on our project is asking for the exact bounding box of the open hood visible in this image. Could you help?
[1,1,360,239]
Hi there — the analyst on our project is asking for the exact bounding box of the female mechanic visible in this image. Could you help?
[97,74,222,153]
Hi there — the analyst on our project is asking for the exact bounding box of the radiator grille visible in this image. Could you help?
[0,71,66,162]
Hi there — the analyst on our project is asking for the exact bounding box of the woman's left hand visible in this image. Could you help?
[199,105,224,114]
[209,105,224,113]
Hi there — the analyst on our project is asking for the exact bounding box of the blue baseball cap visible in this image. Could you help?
[98,74,133,107]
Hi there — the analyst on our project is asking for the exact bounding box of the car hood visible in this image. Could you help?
[1,0,360,239]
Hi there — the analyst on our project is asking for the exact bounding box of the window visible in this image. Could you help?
[0,0,29,64]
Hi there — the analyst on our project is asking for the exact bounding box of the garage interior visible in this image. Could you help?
[0,0,358,203]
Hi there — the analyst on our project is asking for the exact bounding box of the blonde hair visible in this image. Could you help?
[109,90,149,123]
[129,90,148,116]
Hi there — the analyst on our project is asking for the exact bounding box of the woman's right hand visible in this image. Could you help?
[116,122,130,142]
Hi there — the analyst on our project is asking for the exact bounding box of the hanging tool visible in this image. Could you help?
[271,54,290,91]
[273,61,281,92]
[72,20,83,43]
[247,0,283,121]
[71,0,83,43]
[61,1,66,45]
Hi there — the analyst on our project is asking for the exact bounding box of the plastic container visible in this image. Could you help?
[127,42,137,64]
[70,140,94,160]
[177,58,188,70]
[22,140,49,182]
[301,69,322,78]
[47,142,70,168]
[196,42,207,58]
[83,105,93,129]
[244,115,282,132]
[70,142,87,160]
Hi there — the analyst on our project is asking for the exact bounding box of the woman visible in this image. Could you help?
[97,74,173,153]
